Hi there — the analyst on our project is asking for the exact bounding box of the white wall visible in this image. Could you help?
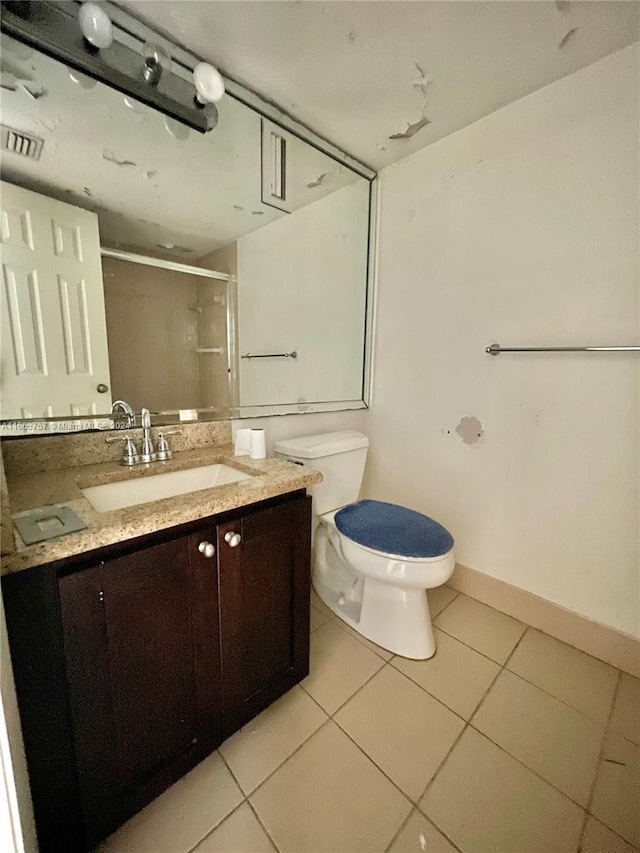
[366,45,639,637]
[237,180,369,407]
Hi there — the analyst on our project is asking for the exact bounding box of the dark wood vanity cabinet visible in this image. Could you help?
[2,491,311,853]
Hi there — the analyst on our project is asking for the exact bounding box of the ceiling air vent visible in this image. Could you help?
[1,125,44,161]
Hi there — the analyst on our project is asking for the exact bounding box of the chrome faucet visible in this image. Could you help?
[106,406,182,465]
[110,400,135,429]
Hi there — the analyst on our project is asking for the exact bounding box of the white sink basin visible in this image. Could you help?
[82,463,253,513]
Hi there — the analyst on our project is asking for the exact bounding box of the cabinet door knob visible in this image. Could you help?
[198,541,216,558]
[224,531,242,548]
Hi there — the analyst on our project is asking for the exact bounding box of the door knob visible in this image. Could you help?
[97,383,109,393]
[224,531,241,548]
[198,541,215,558]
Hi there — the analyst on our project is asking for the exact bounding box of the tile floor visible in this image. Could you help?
[99,586,639,853]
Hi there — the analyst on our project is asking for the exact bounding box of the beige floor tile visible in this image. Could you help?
[250,721,411,853]
[590,731,640,847]
[609,673,640,745]
[335,665,464,801]
[434,594,526,664]
[310,602,333,633]
[97,752,243,853]
[191,803,276,853]
[392,628,500,719]
[427,585,458,619]
[301,620,385,714]
[333,614,395,660]
[581,816,637,853]
[420,727,584,853]
[311,587,332,616]
[507,628,618,723]
[472,669,604,805]
[387,809,458,853]
[219,685,327,794]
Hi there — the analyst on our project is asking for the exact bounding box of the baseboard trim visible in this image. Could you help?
[449,564,640,678]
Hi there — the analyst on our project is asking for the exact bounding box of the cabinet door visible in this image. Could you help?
[58,537,213,839]
[217,496,311,718]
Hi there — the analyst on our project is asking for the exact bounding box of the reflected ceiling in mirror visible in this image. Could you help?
[0,27,374,432]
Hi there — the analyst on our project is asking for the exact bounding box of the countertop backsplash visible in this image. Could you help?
[1,421,233,478]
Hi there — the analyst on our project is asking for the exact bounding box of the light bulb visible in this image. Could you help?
[193,62,225,105]
[78,2,113,50]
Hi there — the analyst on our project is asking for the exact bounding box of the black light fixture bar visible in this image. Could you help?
[0,0,210,132]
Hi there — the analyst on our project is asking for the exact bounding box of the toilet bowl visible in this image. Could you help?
[275,431,455,660]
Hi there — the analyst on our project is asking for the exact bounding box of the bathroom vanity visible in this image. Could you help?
[1,435,318,853]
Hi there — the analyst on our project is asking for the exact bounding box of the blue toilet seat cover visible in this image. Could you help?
[334,500,454,559]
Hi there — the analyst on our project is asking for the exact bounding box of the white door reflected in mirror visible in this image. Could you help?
[0,182,112,419]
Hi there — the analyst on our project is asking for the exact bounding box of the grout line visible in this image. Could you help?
[465,720,591,813]
[217,747,247,796]
[577,670,622,851]
[383,808,416,853]
[465,626,531,726]
[245,796,283,853]
[245,717,335,803]
[329,707,416,804]
[428,587,460,621]
[184,791,247,853]
[417,625,527,809]
[330,613,394,661]
[327,658,390,718]
[429,620,522,666]
[382,806,465,853]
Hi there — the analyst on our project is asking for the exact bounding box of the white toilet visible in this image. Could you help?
[275,430,455,659]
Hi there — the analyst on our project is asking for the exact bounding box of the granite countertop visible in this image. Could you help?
[2,445,321,575]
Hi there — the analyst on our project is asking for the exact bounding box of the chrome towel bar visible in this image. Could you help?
[241,350,298,360]
[486,343,640,356]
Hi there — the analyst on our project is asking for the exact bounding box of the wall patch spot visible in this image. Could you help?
[347,29,356,43]
[455,416,484,446]
[559,27,578,49]
[555,0,571,13]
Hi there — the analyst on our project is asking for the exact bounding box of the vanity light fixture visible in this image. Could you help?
[0,0,224,134]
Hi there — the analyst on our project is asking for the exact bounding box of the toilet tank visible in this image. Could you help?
[274,431,369,516]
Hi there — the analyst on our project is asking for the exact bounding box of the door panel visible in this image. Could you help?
[59,562,117,831]
[0,181,111,417]
[217,502,296,711]
[101,540,198,785]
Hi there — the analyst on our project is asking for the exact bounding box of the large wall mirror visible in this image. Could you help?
[0,19,374,433]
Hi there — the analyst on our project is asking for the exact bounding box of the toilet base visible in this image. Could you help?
[313,525,437,660]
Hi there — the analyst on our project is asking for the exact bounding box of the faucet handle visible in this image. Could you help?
[155,429,182,460]
[105,434,140,466]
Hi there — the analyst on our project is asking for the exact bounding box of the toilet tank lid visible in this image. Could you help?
[275,431,369,459]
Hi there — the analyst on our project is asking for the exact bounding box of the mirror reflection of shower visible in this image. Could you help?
[101,248,238,415]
